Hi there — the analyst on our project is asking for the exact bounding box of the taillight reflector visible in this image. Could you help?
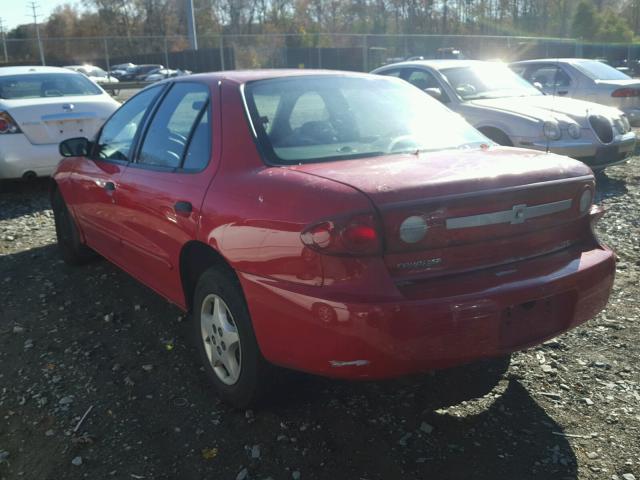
[301,213,382,256]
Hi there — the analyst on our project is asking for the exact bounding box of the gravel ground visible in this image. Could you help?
[0,157,639,480]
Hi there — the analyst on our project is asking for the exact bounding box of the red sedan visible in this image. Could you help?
[51,70,615,407]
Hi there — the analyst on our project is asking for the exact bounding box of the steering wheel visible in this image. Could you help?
[386,135,420,153]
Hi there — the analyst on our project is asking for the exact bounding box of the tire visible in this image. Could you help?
[479,128,513,147]
[51,188,95,265]
[192,267,271,408]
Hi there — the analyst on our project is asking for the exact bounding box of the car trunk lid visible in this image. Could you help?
[289,146,594,280]
[5,96,115,145]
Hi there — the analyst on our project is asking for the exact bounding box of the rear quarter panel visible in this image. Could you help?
[198,81,380,287]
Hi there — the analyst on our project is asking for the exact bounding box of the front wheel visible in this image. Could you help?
[479,128,513,147]
[51,188,95,265]
[193,268,271,408]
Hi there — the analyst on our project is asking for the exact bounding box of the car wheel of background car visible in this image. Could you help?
[478,127,513,147]
[51,188,96,265]
[193,267,271,408]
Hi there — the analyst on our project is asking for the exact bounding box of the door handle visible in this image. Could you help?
[174,201,192,215]
[104,181,116,192]
[557,90,568,96]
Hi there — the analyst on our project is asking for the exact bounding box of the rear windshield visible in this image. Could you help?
[0,73,102,99]
[243,75,488,165]
[573,60,631,81]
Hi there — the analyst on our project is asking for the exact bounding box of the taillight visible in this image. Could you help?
[0,111,22,134]
[301,212,382,256]
[611,88,640,98]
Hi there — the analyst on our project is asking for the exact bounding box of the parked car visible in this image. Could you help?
[510,58,640,126]
[52,70,614,406]
[373,60,636,171]
[119,64,164,82]
[64,65,120,85]
[435,47,465,60]
[0,66,119,180]
[144,68,192,82]
[109,63,135,80]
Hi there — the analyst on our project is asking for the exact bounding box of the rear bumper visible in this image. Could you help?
[0,134,61,179]
[240,243,615,379]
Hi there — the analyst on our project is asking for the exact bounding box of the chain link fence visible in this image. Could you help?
[1,33,639,73]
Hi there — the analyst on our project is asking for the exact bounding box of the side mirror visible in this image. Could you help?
[533,81,544,91]
[59,137,90,157]
[424,87,443,101]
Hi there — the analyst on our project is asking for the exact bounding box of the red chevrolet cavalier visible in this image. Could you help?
[51,70,615,407]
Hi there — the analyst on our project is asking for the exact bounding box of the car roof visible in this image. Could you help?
[180,69,376,86]
[510,58,603,65]
[0,65,78,77]
[375,59,494,71]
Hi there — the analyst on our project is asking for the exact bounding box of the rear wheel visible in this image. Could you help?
[193,268,271,408]
[51,189,95,265]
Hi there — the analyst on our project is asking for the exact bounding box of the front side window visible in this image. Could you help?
[244,75,488,165]
[0,73,102,99]
[137,82,210,169]
[182,109,211,171]
[406,70,440,91]
[441,64,542,100]
[96,86,161,161]
[525,65,571,89]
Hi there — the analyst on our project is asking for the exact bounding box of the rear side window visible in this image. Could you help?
[137,82,210,169]
[378,69,402,78]
[0,73,102,99]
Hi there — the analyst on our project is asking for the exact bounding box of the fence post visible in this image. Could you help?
[362,34,368,72]
[103,37,110,72]
[164,37,170,68]
[219,34,225,71]
[0,21,8,63]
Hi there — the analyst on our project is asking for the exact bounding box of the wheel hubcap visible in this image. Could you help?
[200,294,242,385]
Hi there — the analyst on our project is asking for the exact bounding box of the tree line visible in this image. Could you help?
[2,0,636,42]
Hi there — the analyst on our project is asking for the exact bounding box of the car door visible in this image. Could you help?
[115,81,218,303]
[71,85,163,259]
[524,63,573,97]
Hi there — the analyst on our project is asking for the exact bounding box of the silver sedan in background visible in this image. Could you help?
[372,60,636,171]
[510,58,640,126]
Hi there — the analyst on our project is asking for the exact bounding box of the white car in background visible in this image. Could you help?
[372,60,636,171]
[144,68,192,82]
[64,65,120,85]
[0,66,120,180]
[510,58,640,126]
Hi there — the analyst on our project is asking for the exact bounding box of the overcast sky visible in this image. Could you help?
[1,0,78,31]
